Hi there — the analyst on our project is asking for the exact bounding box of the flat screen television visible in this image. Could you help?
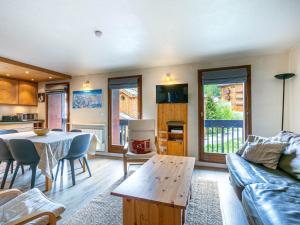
[156,84,188,103]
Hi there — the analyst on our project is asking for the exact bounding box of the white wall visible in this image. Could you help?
[38,52,289,159]
[288,43,300,132]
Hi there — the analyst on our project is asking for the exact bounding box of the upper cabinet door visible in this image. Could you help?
[0,78,18,104]
[18,81,38,106]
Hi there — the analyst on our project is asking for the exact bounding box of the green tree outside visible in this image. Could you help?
[204,85,243,120]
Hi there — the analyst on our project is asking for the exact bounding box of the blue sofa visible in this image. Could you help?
[226,131,300,225]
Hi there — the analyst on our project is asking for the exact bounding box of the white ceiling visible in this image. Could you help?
[0,0,300,76]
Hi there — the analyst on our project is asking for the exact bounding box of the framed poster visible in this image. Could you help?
[72,89,102,109]
[38,93,45,103]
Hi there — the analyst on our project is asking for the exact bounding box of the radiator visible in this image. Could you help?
[71,123,106,152]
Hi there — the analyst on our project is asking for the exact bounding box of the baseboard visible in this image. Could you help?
[96,151,228,169]
[195,161,227,169]
[95,151,123,157]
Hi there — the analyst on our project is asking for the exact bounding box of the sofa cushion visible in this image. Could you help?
[0,188,65,225]
[242,183,300,225]
[236,135,267,156]
[241,139,287,169]
[273,130,299,142]
[226,154,296,193]
[274,131,300,180]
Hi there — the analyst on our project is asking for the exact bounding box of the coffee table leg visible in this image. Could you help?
[45,176,52,192]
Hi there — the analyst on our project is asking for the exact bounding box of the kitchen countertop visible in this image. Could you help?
[0,120,44,124]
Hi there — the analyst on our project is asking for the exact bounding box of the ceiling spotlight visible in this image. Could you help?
[31,78,34,81]
[94,30,103,38]
[25,71,29,74]
[49,76,52,79]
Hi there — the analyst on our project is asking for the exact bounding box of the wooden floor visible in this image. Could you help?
[0,156,249,225]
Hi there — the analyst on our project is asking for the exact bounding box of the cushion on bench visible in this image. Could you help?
[0,188,65,225]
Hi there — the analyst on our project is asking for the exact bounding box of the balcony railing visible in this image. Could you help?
[120,119,129,146]
[204,120,244,154]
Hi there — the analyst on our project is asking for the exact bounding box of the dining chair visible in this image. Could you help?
[9,139,40,189]
[55,134,91,186]
[0,138,14,189]
[52,128,63,131]
[70,129,82,132]
[0,129,24,182]
[0,129,18,134]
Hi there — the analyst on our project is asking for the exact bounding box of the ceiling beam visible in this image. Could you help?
[0,56,72,79]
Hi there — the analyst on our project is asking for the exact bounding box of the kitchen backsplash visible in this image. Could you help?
[0,105,38,120]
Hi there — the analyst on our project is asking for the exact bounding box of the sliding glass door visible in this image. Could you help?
[198,66,251,163]
[108,76,142,153]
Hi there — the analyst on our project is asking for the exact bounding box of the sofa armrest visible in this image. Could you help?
[5,211,57,225]
[0,189,22,206]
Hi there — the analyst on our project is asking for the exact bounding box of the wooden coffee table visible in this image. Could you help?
[111,155,195,225]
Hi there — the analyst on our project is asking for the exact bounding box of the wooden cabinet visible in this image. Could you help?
[0,78,37,106]
[157,104,188,156]
[0,78,18,104]
[167,141,184,156]
[18,81,38,106]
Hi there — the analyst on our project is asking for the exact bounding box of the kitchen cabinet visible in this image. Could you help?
[18,81,38,106]
[0,78,37,106]
[0,78,18,104]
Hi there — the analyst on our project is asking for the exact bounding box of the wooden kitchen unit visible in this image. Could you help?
[0,77,37,106]
[111,155,195,225]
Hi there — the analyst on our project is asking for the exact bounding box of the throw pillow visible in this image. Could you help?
[130,139,151,154]
[236,135,267,156]
[241,139,287,169]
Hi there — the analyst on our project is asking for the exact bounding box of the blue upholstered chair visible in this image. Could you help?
[0,138,14,189]
[9,139,40,189]
[70,129,82,132]
[0,129,24,188]
[52,128,63,131]
[0,129,18,134]
[55,134,91,186]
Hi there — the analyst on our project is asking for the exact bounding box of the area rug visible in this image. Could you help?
[63,177,223,225]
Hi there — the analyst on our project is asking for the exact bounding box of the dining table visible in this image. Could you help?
[0,131,99,191]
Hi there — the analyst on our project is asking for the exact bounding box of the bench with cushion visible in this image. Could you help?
[0,188,65,225]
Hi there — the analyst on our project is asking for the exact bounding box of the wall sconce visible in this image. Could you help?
[164,73,174,84]
[83,80,91,89]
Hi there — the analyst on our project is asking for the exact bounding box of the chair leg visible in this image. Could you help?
[9,163,20,189]
[30,164,37,189]
[123,156,128,176]
[61,159,65,177]
[55,160,61,180]
[21,165,25,175]
[10,161,14,174]
[83,157,92,177]
[69,160,76,186]
[1,161,12,189]
[78,159,83,168]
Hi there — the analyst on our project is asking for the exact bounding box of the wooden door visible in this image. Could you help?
[108,75,142,153]
[198,65,252,163]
